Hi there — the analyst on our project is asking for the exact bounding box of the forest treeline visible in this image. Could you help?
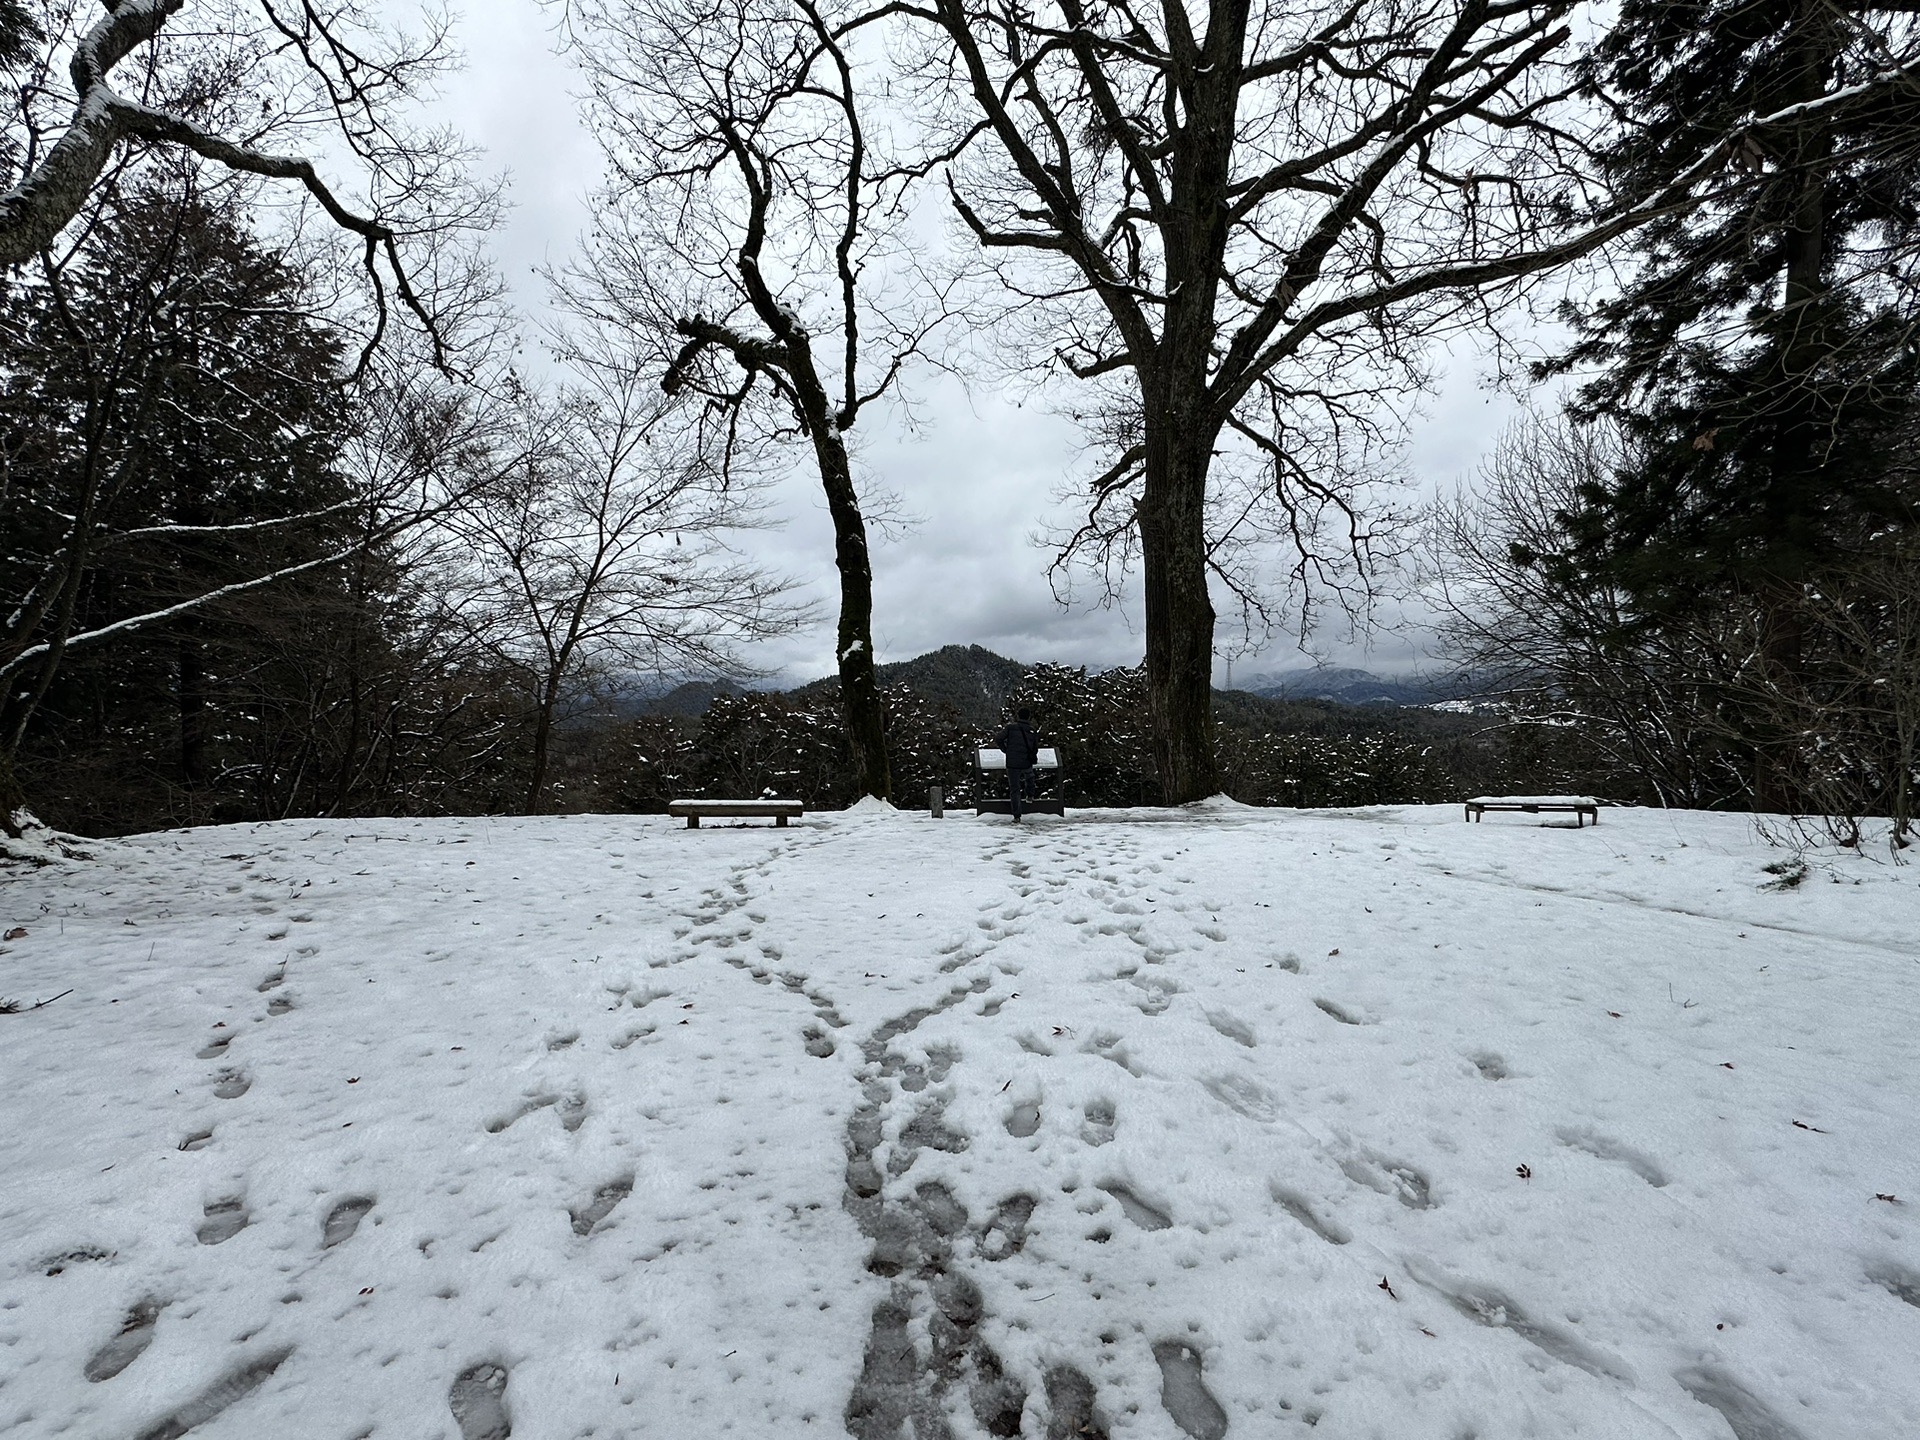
[572,662,1593,818]
[3,0,1919,847]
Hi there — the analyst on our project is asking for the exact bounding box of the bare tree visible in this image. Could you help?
[892,0,1920,802]
[1431,411,1920,844]
[444,365,803,815]
[0,0,493,368]
[560,0,961,802]
[1427,414,1753,808]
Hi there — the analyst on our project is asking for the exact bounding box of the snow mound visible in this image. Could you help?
[1185,793,1256,812]
[1,810,99,866]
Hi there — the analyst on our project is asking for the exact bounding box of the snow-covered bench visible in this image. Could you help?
[668,799,804,829]
[1464,795,1599,827]
[973,746,1065,816]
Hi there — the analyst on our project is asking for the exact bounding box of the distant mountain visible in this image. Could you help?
[790,644,1033,728]
[877,645,1033,727]
[643,678,750,717]
[623,652,1484,722]
[1233,666,1481,708]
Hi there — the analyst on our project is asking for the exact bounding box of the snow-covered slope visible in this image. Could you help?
[2,804,1916,1439]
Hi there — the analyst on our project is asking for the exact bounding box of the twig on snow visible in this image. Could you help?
[0,988,73,1013]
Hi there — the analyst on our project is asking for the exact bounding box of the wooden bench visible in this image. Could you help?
[668,799,804,829]
[1465,795,1599,827]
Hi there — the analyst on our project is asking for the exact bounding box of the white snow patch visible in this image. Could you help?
[2,806,1917,1438]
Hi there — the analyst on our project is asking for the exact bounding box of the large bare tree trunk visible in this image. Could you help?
[1138,422,1221,803]
[813,432,891,802]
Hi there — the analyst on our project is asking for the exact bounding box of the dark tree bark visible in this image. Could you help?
[0,748,26,838]
[811,403,890,805]
[177,634,212,790]
[668,302,893,800]
[1137,432,1222,799]
[566,0,962,804]
[909,0,1908,802]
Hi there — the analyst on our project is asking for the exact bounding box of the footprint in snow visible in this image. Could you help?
[1268,1183,1350,1246]
[1099,1182,1172,1231]
[1130,975,1178,1016]
[40,1246,113,1275]
[556,1089,588,1133]
[131,1346,293,1440]
[1412,1263,1631,1381]
[449,1361,512,1440]
[1082,1031,1144,1075]
[1673,1365,1808,1440]
[1467,1051,1509,1080]
[570,1176,633,1236]
[1200,1073,1279,1124]
[178,1128,214,1152]
[1043,1364,1108,1440]
[977,1194,1036,1261]
[912,1179,968,1237]
[1338,1151,1433,1209]
[545,1031,579,1052]
[1004,1096,1041,1138]
[195,1033,233,1060]
[265,994,294,1017]
[899,1101,969,1157]
[84,1299,162,1382]
[1868,1261,1920,1309]
[486,1094,558,1133]
[1313,998,1366,1026]
[1556,1127,1669,1188]
[1152,1341,1228,1440]
[803,1024,836,1058]
[1205,1009,1256,1047]
[211,1069,250,1100]
[321,1196,374,1248]
[1081,1098,1117,1146]
[256,969,286,993]
[197,1197,248,1245]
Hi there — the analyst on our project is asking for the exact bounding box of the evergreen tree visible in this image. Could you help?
[1,180,354,822]
[1552,0,1920,610]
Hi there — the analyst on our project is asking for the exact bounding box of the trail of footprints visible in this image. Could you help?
[89,837,1868,1439]
[968,834,1813,1438]
[89,941,519,1438]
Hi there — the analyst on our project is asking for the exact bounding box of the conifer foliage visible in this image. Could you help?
[1552,0,1920,607]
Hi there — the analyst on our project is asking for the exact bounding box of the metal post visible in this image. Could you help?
[929,784,944,818]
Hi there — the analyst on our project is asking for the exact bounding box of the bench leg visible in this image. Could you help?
[776,814,787,827]
[687,815,699,829]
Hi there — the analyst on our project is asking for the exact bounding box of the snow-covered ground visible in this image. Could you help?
[2,802,1918,1440]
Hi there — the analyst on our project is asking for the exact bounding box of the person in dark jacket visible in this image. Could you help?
[995,709,1042,820]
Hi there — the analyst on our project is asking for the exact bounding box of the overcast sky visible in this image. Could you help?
[425,2,1535,687]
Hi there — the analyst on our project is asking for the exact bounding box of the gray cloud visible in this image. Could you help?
[420,2,1533,686]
